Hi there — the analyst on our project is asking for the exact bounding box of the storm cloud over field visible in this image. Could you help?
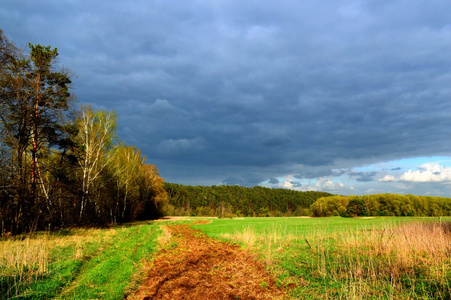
[2,1,451,195]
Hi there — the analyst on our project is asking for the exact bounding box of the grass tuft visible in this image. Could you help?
[0,234,50,297]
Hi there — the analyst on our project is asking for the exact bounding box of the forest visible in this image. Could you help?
[164,183,332,217]
[165,183,451,218]
[0,30,167,234]
[310,194,451,217]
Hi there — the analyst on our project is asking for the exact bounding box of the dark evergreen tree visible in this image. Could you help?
[0,38,72,232]
[164,182,332,217]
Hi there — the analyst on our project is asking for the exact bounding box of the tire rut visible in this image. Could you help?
[130,223,286,300]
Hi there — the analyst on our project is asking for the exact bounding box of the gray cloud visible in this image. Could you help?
[348,171,378,182]
[2,1,451,195]
[290,181,302,188]
[268,178,279,184]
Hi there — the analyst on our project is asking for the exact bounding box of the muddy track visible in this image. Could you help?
[130,222,285,300]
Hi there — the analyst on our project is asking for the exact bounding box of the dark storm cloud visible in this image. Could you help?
[348,171,378,182]
[2,0,451,190]
[290,181,302,188]
[268,178,279,184]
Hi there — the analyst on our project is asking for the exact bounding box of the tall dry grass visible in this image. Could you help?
[0,228,117,298]
[221,221,451,298]
[0,234,50,297]
[221,226,259,248]
[323,221,450,298]
[1,236,49,275]
[332,221,451,298]
[221,224,301,266]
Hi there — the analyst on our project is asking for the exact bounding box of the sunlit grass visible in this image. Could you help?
[0,223,161,299]
[195,217,451,299]
[0,234,50,297]
[0,227,110,299]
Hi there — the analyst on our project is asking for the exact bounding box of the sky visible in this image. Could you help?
[1,0,451,196]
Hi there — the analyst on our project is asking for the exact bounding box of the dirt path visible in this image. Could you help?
[130,222,286,299]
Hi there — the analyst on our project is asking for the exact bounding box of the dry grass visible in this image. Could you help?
[221,224,299,250]
[221,226,259,248]
[157,225,172,247]
[336,222,451,275]
[0,235,49,277]
[221,224,301,268]
[0,228,118,298]
[220,220,451,298]
[0,234,50,298]
[319,221,451,298]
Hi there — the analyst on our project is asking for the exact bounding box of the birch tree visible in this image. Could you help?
[75,106,117,221]
[109,144,145,222]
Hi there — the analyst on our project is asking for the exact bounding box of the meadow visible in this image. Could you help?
[0,222,161,299]
[193,217,451,299]
[1,217,450,299]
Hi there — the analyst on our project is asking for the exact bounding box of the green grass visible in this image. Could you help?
[3,216,449,299]
[192,216,444,236]
[193,217,451,299]
[1,221,161,300]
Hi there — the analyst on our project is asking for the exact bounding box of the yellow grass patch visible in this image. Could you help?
[0,228,118,289]
[0,236,49,277]
[157,226,172,247]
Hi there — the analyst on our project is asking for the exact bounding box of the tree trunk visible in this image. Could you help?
[30,73,41,207]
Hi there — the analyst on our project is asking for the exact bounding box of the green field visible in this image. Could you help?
[194,217,451,299]
[0,221,161,300]
[2,217,450,299]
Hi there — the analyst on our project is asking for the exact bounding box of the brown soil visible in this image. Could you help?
[130,222,286,300]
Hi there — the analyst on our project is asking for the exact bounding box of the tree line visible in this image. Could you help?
[310,194,451,217]
[165,182,451,218]
[0,30,167,234]
[164,183,332,217]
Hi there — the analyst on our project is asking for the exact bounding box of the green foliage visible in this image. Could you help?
[165,183,332,217]
[309,195,349,217]
[345,198,368,217]
[310,194,451,217]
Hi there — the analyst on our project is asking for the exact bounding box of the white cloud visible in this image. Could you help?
[379,175,396,182]
[400,163,451,182]
[379,163,451,183]
[315,178,344,190]
[279,176,301,190]
[273,176,347,193]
